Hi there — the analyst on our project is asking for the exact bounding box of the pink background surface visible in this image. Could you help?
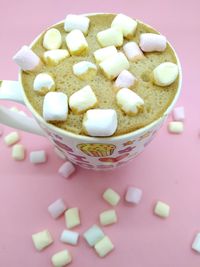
[0,0,200,266]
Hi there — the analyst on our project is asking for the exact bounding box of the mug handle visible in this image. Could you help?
[0,80,44,136]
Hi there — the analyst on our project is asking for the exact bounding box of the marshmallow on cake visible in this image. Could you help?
[66,29,89,56]
[43,28,62,50]
[43,49,70,66]
[64,14,90,35]
[139,33,167,52]
[72,61,97,80]
[113,70,137,91]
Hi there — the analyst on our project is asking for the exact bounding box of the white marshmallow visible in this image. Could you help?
[123,41,144,61]
[72,61,97,80]
[83,109,118,137]
[65,208,80,229]
[29,150,47,164]
[43,28,62,50]
[192,233,200,253]
[116,88,144,115]
[153,62,179,87]
[154,201,170,218]
[99,52,129,80]
[99,209,117,226]
[173,106,185,121]
[83,225,105,247]
[12,144,25,161]
[33,73,55,95]
[43,92,68,122]
[66,29,88,56]
[48,198,67,219]
[51,250,72,267]
[4,131,20,146]
[58,161,76,179]
[13,45,42,72]
[94,236,114,258]
[60,230,79,246]
[111,14,137,39]
[114,70,137,91]
[32,230,53,251]
[139,33,167,52]
[93,46,118,63]
[69,85,97,114]
[97,28,123,47]
[64,14,90,35]
[125,187,143,204]
[102,188,120,206]
[43,49,70,66]
[168,121,184,134]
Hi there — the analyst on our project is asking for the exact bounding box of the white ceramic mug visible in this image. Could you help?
[0,14,182,170]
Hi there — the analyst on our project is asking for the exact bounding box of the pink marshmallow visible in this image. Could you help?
[173,106,185,121]
[114,70,137,91]
[123,41,144,62]
[58,161,75,179]
[13,45,42,71]
[139,33,167,52]
[125,187,143,204]
[48,198,67,219]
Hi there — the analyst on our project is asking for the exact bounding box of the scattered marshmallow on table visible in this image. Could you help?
[168,121,184,134]
[29,150,47,164]
[93,46,118,63]
[99,52,129,80]
[125,187,143,204]
[33,73,55,95]
[48,198,67,219]
[114,70,137,91]
[153,62,179,87]
[154,201,170,218]
[51,249,72,267]
[83,109,117,137]
[69,85,97,114]
[123,41,144,62]
[43,92,68,122]
[43,49,70,66]
[60,229,79,246]
[64,14,90,35]
[12,144,25,161]
[116,88,144,116]
[4,131,20,146]
[94,236,114,258]
[100,209,117,226]
[58,161,75,179]
[97,28,123,48]
[43,28,62,50]
[13,45,42,72]
[139,33,167,52]
[66,29,88,56]
[103,188,121,206]
[83,224,105,247]
[111,14,137,39]
[65,207,80,229]
[192,233,200,253]
[173,106,185,121]
[32,229,53,251]
[72,61,97,80]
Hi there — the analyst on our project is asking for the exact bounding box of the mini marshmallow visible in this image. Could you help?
[69,85,97,114]
[154,201,170,218]
[32,229,53,251]
[83,109,117,137]
[43,49,70,66]
[99,52,129,80]
[65,208,80,229]
[64,14,90,35]
[116,88,144,116]
[94,236,114,258]
[4,131,20,146]
[97,28,123,48]
[139,33,167,52]
[125,187,143,204]
[29,150,47,164]
[66,29,88,56]
[173,106,185,121]
[114,70,137,91]
[123,41,144,62]
[43,92,68,122]
[111,14,137,39]
[12,144,25,161]
[43,28,62,50]
[73,61,97,80]
[168,121,184,134]
[33,73,55,95]
[93,46,118,63]
[51,249,72,267]
[58,161,75,179]
[153,62,179,86]
[192,233,200,253]
[48,198,67,219]
[99,209,117,226]
[103,188,120,206]
[13,45,42,72]
[60,230,79,246]
[83,225,105,247]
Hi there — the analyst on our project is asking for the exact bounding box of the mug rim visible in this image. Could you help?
[18,13,182,142]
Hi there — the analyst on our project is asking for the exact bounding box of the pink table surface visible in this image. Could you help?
[0,0,200,266]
